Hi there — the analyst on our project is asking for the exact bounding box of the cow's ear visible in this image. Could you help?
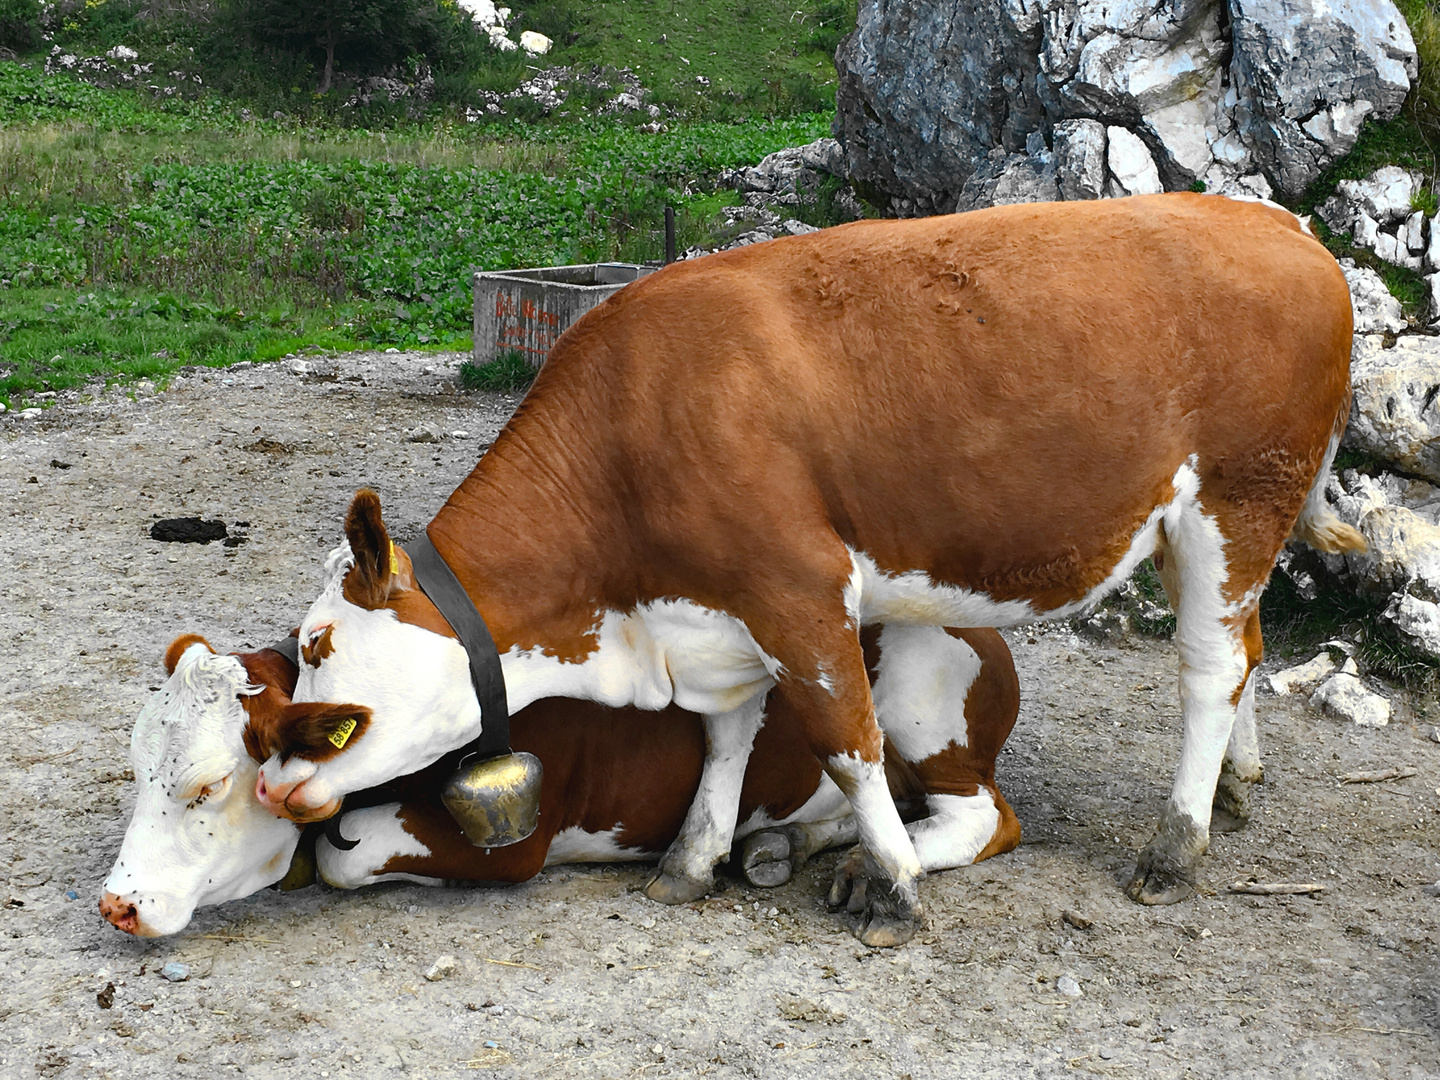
[272,702,373,764]
[344,489,395,610]
[164,634,214,674]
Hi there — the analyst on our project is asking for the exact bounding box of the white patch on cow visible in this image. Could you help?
[1159,459,1251,833]
[1226,668,1262,781]
[544,826,655,865]
[871,625,982,759]
[104,649,300,936]
[735,772,849,839]
[315,803,438,888]
[845,549,1036,627]
[279,543,785,814]
[907,792,1001,870]
[658,695,769,883]
[826,752,922,886]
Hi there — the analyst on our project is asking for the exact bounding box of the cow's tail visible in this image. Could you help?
[1291,429,1366,555]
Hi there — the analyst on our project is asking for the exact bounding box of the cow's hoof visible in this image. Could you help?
[741,829,794,888]
[827,847,922,948]
[644,868,710,905]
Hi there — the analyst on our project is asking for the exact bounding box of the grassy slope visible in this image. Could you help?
[0,1,848,406]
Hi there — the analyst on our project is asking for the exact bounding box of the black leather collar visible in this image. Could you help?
[267,633,300,666]
[404,533,513,764]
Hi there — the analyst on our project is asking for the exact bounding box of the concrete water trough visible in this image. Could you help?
[472,262,656,366]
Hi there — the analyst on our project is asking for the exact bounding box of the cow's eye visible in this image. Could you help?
[185,773,232,810]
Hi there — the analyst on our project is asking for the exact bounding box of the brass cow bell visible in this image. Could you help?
[442,752,543,848]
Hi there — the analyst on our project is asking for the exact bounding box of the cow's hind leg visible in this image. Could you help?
[645,694,767,904]
[1129,505,1263,905]
[1213,609,1264,832]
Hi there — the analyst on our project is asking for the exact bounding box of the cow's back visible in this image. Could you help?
[531,194,1352,610]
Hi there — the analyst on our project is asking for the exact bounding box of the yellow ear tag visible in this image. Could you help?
[388,541,400,577]
[328,716,358,750]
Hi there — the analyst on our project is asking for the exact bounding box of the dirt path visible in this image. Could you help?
[1,351,1437,1078]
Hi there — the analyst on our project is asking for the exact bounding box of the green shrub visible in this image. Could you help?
[459,348,535,391]
[0,0,41,52]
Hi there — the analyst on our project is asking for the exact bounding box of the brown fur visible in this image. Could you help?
[164,634,213,674]
[334,195,1353,802]
[241,627,1021,882]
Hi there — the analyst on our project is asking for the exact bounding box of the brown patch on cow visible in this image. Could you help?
[1230,608,1265,709]
[237,647,302,764]
[163,634,213,674]
[300,625,334,668]
[974,785,1022,863]
[246,701,372,765]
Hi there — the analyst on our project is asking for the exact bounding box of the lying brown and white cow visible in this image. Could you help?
[101,626,1020,937]
[258,193,1362,945]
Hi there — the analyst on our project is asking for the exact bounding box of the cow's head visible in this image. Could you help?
[255,490,479,820]
[100,637,304,936]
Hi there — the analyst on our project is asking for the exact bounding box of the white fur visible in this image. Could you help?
[1159,460,1252,833]
[317,804,437,888]
[871,625,982,759]
[544,825,655,864]
[275,546,785,811]
[656,694,768,884]
[736,772,849,838]
[908,792,1001,870]
[104,649,301,936]
[826,752,923,886]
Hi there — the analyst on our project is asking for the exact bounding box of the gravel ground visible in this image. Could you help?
[1,349,1437,1079]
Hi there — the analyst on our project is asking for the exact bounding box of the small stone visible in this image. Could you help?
[65,889,78,900]
[483,1040,500,1049]
[1310,673,1391,727]
[1429,726,1440,744]
[19,408,41,419]
[160,962,190,982]
[385,347,400,354]
[1099,1048,1115,1060]
[1266,653,1337,695]
[1423,881,1440,897]
[1057,975,1082,998]
[483,1003,503,1015]
[424,954,458,982]
[1061,909,1092,931]
[651,1044,665,1056]
[452,430,470,439]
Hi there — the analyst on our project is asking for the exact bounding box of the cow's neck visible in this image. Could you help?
[425,401,630,708]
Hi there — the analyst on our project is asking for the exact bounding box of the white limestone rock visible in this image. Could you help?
[1267,653,1338,695]
[1406,211,1427,253]
[1340,262,1406,334]
[1054,120,1108,201]
[1106,128,1163,196]
[519,31,552,55]
[1346,335,1440,482]
[1339,167,1421,225]
[1310,674,1391,727]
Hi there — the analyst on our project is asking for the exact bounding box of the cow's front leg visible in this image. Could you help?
[770,658,924,947]
[645,694,767,904]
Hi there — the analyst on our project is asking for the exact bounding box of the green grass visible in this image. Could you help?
[1261,559,1440,692]
[0,59,834,405]
[458,348,535,392]
[557,0,855,117]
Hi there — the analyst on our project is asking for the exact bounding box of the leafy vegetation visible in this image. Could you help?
[0,41,836,403]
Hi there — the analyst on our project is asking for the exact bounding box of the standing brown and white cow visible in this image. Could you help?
[257,194,1362,945]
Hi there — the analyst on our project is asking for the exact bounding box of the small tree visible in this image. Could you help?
[243,0,449,93]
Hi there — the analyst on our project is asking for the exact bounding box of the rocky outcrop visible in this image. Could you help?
[834,0,1417,214]
[1347,335,1440,483]
[1318,468,1440,661]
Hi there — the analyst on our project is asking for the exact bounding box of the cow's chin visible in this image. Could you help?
[281,794,344,824]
